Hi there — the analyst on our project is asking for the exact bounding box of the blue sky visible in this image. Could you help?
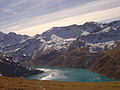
[0,0,120,36]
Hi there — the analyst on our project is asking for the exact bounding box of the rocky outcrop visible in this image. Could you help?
[0,54,43,77]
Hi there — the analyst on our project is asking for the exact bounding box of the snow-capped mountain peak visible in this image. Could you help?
[1,20,120,62]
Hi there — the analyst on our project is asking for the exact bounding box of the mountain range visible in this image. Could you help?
[0,20,120,79]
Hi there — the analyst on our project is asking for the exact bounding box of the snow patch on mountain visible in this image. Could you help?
[0,20,120,61]
[81,31,90,36]
[88,41,115,53]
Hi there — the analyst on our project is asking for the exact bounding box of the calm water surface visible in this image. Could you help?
[25,66,115,82]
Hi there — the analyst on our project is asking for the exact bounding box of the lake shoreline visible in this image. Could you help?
[25,66,115,82]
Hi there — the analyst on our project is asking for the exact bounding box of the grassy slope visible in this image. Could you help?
[47,48,99,68]
[0,76,120,90]
[46,42,120,80]
[88,42,120,80]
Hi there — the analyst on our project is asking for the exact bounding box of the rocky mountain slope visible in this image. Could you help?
[0,54,43,77]
[0,32,28,48]
[26,20,120,67]
[0,20,120,62]
[88,42,120,80]
[0,20,120,79]
[38,40,120,80]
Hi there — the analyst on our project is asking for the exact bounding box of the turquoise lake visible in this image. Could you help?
[25,66,115,82]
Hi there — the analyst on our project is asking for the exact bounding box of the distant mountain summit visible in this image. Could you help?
[0,32,29,49]
[0,20,119,61]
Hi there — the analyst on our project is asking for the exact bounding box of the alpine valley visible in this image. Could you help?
[0,20,120,80]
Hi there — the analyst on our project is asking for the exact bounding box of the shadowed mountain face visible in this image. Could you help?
[0,54,43,77]
[0,32,29,46]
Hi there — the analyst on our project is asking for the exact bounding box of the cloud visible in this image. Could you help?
[9,0,30,7]
[0,0,120,36]
[2,8,18,15]
[14,6,120,36]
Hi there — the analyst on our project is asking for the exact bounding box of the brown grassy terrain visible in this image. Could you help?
[88,42,120,80]
[0,76,120,90]
[47,47,99,68]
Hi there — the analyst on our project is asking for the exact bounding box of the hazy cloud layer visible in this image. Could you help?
[0,0,120,36]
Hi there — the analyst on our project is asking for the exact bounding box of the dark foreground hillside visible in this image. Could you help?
[0,76,120,90]
[0,54,43,77]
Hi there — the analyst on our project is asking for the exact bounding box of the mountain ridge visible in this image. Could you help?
[0,20,120,61]
[0,20,120,79]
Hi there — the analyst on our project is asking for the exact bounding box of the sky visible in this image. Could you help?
[0,0,120,36]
